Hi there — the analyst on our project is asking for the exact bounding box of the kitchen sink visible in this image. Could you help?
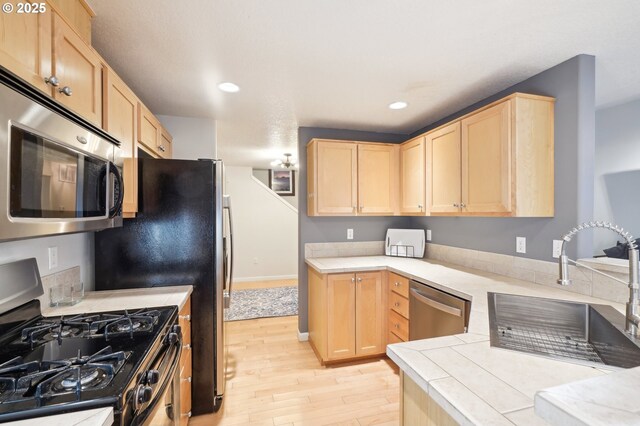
[487,292,640,369]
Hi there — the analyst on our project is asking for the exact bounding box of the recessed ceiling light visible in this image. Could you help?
[218,82,240,93]
[389,101,408,110]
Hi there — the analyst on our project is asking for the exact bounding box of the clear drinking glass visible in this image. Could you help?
[49,281,84,307]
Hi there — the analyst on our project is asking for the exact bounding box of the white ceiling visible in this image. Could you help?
[88,0,640,168]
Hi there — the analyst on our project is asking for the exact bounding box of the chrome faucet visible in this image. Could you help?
[558,221,640,337]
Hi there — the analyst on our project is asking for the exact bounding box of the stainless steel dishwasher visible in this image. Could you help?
[409,280,471,340]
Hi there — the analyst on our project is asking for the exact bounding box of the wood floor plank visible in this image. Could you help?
[189,316,399,426]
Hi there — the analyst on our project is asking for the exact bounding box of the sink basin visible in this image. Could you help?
[487,293,640,369]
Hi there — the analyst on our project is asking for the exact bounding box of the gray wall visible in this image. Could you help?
[408,55,596,262]
[252,169,299,208]
[298,127,409,332]
[594,99,640,254]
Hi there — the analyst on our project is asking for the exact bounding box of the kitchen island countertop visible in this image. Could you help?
[306,255,640,425]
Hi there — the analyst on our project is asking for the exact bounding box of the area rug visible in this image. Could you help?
[224,286,298,321]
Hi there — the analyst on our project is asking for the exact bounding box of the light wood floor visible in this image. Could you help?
[233,279,298,290]
[190,315,400,426]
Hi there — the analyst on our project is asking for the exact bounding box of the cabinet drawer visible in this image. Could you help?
[388,330,405,344]
[390,291,409,319]
[389,272,409,298]
[388,309,409,341]
[179,373,192,426]
[180,343,192,377]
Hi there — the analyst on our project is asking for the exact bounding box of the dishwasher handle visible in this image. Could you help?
[410,288,462,317]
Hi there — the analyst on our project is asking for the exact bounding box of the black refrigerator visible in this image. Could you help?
[94,157,233,415]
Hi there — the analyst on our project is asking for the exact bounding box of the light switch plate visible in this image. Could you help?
[516,237,526,254]
[347,229,354,240]
[426,229,432,241]
[552,240,563,258]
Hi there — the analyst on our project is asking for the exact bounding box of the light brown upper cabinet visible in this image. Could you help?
[399,136,426,215]
[103,67,138,217]
[357,143,398,215]
[0,3,101,125]
[0,1,52,93]
[425,93,554,217]
[427,121,461,214]
[307,139,398,216]
[51,12,102,126]
[158,127,173,159]
[138,104,161,157]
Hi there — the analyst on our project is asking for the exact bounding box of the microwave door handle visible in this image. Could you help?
[108,162,124,218]
[410,288,462,317]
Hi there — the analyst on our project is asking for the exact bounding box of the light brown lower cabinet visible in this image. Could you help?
[388,272,410,343]
[308,267,386,363]
[178,297,192,425]
[400,372,458,426]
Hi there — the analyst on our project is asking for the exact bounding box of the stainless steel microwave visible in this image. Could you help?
[0,73,123,242]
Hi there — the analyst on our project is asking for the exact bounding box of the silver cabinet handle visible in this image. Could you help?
[181,376,192,383]
[394,302,400,307]
[179,314,191,321]
[182,343,191,350]
[158,145,166,152]
[357,277,362,282]
[44,75,59,86]
[418,204,423,210]
[59,86,72,96]
[453,203,460,208]
[394,282,400,287]
[460,203,466,208]
[351,277,355,283]
[181,411,192,418]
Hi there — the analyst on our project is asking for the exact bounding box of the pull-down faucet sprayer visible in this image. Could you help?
[557,221,640,337]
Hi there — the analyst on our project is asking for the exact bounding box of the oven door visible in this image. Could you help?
[143,364,180,426]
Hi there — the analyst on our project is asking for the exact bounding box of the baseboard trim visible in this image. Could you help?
[297,330,309,342]
[233,274,298,283]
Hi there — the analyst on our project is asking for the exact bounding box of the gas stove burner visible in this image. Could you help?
[50,326,83,339]
[115,321,141,333]
[20,316,92,347]
[54,367,107,392]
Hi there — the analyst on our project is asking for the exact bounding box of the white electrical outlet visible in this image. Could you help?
[347,228,354,240]
[552,240,563,258]
[426,229,432,241]
[516,237,526,254]
[48,246,58,269]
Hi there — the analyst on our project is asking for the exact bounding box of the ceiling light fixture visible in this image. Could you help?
[218,82,240,93]
[389,101,408,110]
[270,153,298,169]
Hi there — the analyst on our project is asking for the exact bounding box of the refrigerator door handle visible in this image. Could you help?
[223,195,234,309]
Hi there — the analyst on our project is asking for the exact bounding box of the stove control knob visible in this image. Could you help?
[172,324,182,335]
[146,369,160,385]
[166,332,179,345]
[135,384,153,407]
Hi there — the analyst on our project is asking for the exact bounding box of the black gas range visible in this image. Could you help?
[0,259,182,425]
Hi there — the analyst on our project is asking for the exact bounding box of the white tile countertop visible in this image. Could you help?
[41,285,193,317]
[306,255,640,425]
[10,407,113,426]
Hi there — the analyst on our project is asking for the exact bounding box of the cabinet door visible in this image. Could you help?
[427,122,461,214]
[399,137,426,214]
[138,103,160,155]
[103,68,138,217]
[327,273,356,360]
[461,101,512,214]
[0,1,52,93]
[358,144,396,215]
[355,272,384,356]
[316,141,358,215]
[52,13,102,126]
[158,128,173,159]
